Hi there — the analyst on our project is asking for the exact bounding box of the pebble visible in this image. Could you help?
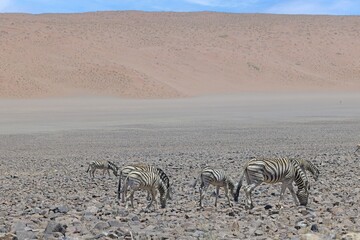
[2,122,360,239]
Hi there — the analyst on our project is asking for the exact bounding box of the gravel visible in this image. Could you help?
[1,119,360,239]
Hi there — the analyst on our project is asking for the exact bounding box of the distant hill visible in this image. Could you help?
[0,11,359,98]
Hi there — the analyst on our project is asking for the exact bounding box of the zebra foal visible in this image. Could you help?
[86,160,119,178]
[193,167,235,208]
[234,157,310,209]
[123,169,167,209]
[117,164,171,203]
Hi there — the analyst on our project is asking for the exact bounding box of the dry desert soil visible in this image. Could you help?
[1,94,360,239]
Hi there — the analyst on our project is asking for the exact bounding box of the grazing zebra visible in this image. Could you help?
[192,167,235,208]
[291,158,320,181]
[86,160,119,178]
[123,169,167,209]
[234,157,310,209]
[117,164,171,203]
[355,144,360,154]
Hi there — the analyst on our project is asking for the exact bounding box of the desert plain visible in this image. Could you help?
[0,11,360,240]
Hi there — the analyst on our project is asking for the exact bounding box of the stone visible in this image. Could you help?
[0,226,7,234]
[92,221,109,231]
[300,233,322,240]
[54,205,69,214]
[0,233,17,240]
[15,230,37,240]
[264,204,273,210]
[107,232,119,239]
[84,206,98,215]
[11,221,27,233]
[295,221,307,230]
[108,220,122,228]
[44,221,66,236]
[254,229,264,236]
[131,215,139,222]
[310,224,319,232]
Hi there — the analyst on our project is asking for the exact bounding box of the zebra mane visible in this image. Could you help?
[291,158,320,180]
[107,161,119,172]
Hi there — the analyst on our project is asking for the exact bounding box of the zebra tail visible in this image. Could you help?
[234,169,245,202]
[86,164,91,173]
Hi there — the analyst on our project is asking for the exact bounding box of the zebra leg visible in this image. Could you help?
[123,176,133,205]
[287,183,300,206]
[122,178,127,204]
[214,186,220,207]
[117,175,122,201]
[146,190,151,201]
[91,169,96,178]
[277,182,288,209]
[199,183,208,208]
[224,185,233,207]
[167,186,172,200]
[88,166,92,178]
[147,189,157,209]
[126,189,136,209]
[244,182,260,209]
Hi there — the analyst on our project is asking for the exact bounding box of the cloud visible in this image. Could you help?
[266,0,359,15]
[184,0,258,8]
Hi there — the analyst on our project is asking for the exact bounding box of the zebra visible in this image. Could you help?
[192,167,235,208]
[117,164,171,203]
[234,157,310,209]
[123,169,167,209]
[86,160,119,178]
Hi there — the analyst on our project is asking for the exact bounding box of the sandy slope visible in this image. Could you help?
[0,12,360,98]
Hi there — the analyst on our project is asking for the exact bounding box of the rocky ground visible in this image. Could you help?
[1,119,360,239]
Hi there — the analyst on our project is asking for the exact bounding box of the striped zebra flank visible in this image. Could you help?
[234,157,310,209]
[193,167,235,208]
[290,158,320,181]
[117,164,171,203]
[123,169,167,209]
[86,160,119,178]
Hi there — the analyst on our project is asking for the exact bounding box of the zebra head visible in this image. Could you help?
[296,181,310,206]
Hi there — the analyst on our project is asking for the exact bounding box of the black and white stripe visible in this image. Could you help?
[123,169,167,209]
[86,160,119,178]
[234,157,310,209]
[193,167,235,208]
[117,164,171,203]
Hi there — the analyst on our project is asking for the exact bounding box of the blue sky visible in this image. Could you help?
[0,0,359,15]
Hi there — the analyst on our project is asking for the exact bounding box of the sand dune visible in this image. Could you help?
[0,11,360,98]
